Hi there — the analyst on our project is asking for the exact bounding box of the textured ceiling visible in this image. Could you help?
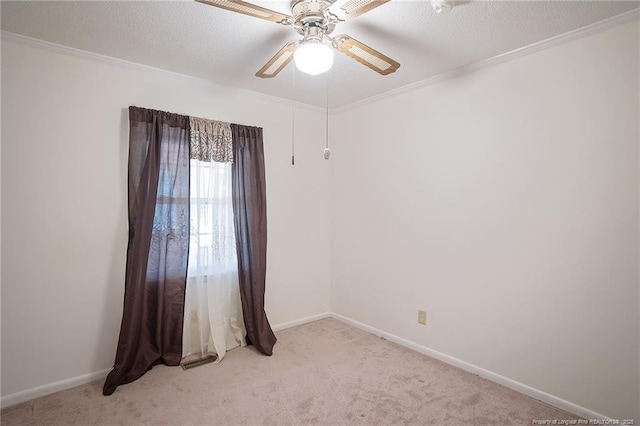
[2,1,638,107]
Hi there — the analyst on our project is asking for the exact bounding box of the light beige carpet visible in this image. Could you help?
[1,318,580,425]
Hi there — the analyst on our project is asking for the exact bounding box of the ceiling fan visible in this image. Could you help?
[196,0,401,77]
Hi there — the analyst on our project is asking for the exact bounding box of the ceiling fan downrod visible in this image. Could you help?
[291,0,336,36]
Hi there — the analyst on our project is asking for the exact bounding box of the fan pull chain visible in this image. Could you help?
[324,74,331,160]
[291,67,296,166]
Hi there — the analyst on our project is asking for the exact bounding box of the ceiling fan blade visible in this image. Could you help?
[326,0,389,22]
[333,34,400,75]
[256,41,298,78]
[196,0,293,24]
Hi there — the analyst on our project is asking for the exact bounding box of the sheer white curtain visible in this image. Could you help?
[182,158,246,362]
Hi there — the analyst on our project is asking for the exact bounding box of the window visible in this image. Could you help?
[188,159,236,275]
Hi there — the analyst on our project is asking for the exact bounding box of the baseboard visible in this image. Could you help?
[0,312,330,409]
[329,312,610,421]
[1,368,111,409]
[1,310,608,420]
[272,311,332,332]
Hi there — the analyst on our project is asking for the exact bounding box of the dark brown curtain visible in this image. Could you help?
[230,124,277,355]
[104,107,190,395]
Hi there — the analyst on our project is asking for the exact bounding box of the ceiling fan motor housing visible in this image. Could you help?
[291,0,336,37]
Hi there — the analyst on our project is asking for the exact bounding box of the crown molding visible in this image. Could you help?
[2,6,638,115]
[332,7,640,114]
[0,30,326,113]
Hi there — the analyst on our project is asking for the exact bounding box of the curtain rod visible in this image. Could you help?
[129,105,262,130]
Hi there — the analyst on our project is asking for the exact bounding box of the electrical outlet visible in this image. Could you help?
[418,310,427,325]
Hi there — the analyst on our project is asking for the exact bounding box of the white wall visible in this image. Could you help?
[331,20,639,420]
[0,39,332,398]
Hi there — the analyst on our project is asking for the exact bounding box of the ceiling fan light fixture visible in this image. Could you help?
[294,40,334,75]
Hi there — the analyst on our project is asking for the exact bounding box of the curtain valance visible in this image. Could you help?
[189,116,233,163]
